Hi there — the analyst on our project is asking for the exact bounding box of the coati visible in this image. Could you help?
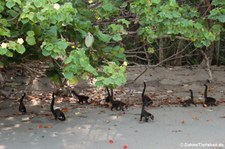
[72,90,89,104]
[105,87,113,103]
[203,84,217,107]
[182,89,197,107]
[142,82,153,106]
[105,88,128,111]
[111,100,128,111]
[51,93,66,121]
[19,93,27,114]
[140,100,154,122]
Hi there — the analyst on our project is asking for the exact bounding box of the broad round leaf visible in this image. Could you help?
[85,32,94,48]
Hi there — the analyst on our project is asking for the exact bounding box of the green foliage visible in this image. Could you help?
[130,0,221,47]
[26,31,36,45]
[63,48,98,80]
[209,0,225,23]
[0,0,225,88]
[95,62,127,88]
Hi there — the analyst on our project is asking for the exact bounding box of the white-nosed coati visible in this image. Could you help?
[140,100,154,122]
[105,87,128,111]
[105,87,113,103]
[111,100,128,111]
[72,90,89,104]
[140,82,154,122]
[19,93,27,114]
[182,89,197,107]
[203,84,217,107]
[142,82,153,106]
[51,93,66,121]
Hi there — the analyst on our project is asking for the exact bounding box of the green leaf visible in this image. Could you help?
[0,18,9,26]
[5,51,13,57]
[103,78,113,85]
[27,31,35,37]
[26,36,36,45]
[194,23,203,29]
[64,57,72,64]
[112,34,122,42]
[218,15,225,22]
[36,13,45,21]
[51,0,60,3]
[0,48,7,55]
[57,40,68,50]
[45,43,54,51]
[102,3,113,11]
[13,0,21,5]
[17,45,26,54]
[117,19,130,28]
[8,41,17,50]
[42,50,51,56]
[46,26,58,38]
[152,0,161,4]
[6,1,15,9]
[0,27,10,37]
[85,32,94,47]
[64,72,74,79]
[212,0,225,6]
[169,0,178,7]
[33,1,42,8]
[172,11,181,18]
[68,77,79,85]
[147,47,155,54]
[96,30,111,43]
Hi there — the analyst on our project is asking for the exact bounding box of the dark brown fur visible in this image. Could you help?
[106,88,128,111]
[140,100,154,122]
[105,87,113,103]
[182,89,197,107]
[204,84,217,107]
[19,93,26,114]
[72,90,89,104]
[142,82,153,106]
[51,93,66,121]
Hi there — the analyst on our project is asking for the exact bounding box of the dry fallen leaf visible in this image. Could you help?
[38,124,43,128]
[192,116,199,120]
[108,139,114,144]
[61,107,69,112]
[181,120,186,124]
[167,90,173,93]
[21,117,30,122]
[123,144,128,149]
[45,114,51,117]
[75,112,81,116]
[44,125,53,128]
[172,130,182,133]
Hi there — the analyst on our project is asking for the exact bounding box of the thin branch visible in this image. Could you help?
[124,51,145,54]
[125,45,144,52]
[143,46,151,65]
[126,55,148,61]
[132,42,193,82]
[21,64,46,77]
[200,50,213,80]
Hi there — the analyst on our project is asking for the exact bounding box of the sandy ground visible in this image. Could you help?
[0,66,225,149]
[0,105,225,149]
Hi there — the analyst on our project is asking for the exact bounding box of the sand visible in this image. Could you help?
[1,66,225,149]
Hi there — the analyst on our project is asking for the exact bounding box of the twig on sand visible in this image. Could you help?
[200,50,213,81]
[132,42,193,82]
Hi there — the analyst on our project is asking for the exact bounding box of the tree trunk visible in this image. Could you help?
[201,0,214,65]
[174,40,185,66]
[158,38,164,64]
